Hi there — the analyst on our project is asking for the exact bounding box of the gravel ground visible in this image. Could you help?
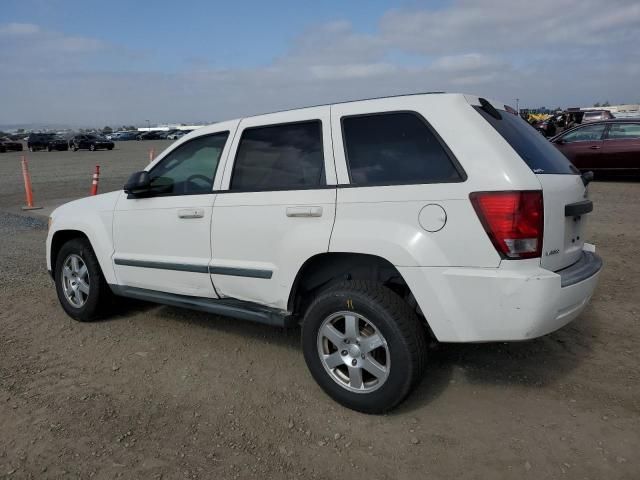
[0,140,172,207]
[0,142,638,479]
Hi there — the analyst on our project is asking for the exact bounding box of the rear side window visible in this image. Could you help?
[475,106,578,174]
[606,123,640,140]
[341,112,463,185]
[231,121,325,191]
[561,124,606,143]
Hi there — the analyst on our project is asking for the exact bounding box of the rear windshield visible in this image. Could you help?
[474,106,579,174]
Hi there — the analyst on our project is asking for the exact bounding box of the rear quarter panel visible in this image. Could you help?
[329,94,541,268]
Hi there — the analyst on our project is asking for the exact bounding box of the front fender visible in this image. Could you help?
[47,191,121,283]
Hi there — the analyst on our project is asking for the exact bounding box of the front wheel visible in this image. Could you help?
[302,281,427,414]
[54,238,113,321]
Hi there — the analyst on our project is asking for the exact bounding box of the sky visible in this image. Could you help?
[1,0,639,127]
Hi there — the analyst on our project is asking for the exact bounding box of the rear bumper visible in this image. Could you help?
[399,246,602,342]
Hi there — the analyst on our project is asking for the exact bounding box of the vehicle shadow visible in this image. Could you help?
[145,303,302,351]
[112,298,600,415]
[394,312,601,414]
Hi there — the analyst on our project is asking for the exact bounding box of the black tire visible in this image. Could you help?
[301,281,428,414]
[107,146,113,150]
[54,237,113,322]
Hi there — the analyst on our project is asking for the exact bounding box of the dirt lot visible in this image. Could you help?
[0,142,639,479]
[0,141,173,207]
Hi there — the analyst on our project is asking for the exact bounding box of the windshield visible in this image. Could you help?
[474,106,579,175]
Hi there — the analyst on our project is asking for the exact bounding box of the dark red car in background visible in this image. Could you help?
[551,119,640,176]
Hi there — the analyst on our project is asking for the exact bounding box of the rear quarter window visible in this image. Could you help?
[341,112,464,186]
[474,106,578,174]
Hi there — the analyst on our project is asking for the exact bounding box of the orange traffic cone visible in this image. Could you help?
[90,165,100,196]
[21,156,42,210]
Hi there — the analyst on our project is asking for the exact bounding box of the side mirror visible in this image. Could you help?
[124,171,151,197]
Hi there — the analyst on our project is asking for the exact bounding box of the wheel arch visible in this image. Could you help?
[49,224,117,286]
[50,230,91,277]
[287,252,431,332]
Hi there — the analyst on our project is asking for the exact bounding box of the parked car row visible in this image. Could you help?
[105,131,139,141]
[26,133,114,152]
[104,129,192,141]
[137,129,192,141]
[5,130,185,155]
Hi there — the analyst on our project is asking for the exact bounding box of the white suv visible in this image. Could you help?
[47,93,602,413]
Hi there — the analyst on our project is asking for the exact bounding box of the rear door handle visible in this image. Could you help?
[589,145,601,150]
[178,208,204,219]
[286,206,323,218]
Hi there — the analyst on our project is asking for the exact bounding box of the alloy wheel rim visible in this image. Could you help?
[61,254,90,308]
[317,311,390,393]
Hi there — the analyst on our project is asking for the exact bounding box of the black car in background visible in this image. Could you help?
[0,137,24,152]
[27,133,69,152]
[136,131,164,140]
[69,134,114,151]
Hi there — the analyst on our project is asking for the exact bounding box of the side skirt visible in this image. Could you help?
[109,285,297,328]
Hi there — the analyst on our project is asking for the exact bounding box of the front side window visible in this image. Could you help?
[230,121,325,191]
[341,112,463,185]
[561,124,606,143]
[606,123,640,140]
[149,132,229,195]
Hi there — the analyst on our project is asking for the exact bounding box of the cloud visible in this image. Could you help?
[1,0,638,126]
[0,22,41,35]
[380,0,640,53]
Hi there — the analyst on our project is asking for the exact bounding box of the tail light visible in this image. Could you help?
[470,191,543,259]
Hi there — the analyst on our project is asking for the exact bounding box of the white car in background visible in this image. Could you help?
[46,93,602,413]
[167,130,189,140]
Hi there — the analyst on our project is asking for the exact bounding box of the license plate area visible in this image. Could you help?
[564,214,586,256]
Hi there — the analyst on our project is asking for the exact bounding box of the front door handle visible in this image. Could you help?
[178,208,204,219]
[286,206,323,218]
[589,145,601,150]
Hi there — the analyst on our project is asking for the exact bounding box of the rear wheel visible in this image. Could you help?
[302,281,427,413]
[54,238,113,322]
